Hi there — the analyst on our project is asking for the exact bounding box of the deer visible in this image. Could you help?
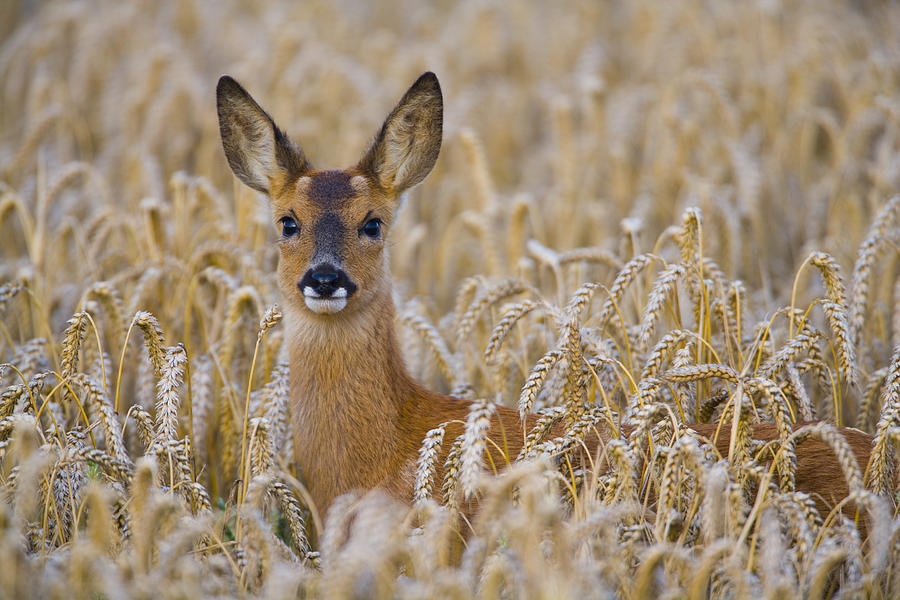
[216,71,877,531]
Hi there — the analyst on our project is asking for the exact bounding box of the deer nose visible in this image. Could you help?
[311,272,339,285]
[299,265,357,299]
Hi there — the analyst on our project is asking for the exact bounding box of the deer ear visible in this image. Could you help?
[216,76,310,194]
[358,72,443,195]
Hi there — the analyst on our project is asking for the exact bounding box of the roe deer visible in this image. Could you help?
[216,72,876,525]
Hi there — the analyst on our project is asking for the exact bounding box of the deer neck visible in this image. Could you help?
[286,285,417,512]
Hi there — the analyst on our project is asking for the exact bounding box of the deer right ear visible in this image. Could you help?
[216,76,309,194]
[357,72,443,196]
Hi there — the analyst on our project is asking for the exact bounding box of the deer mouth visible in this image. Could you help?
[302,286,348,314]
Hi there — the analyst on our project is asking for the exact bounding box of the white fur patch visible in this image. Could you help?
[303,286,348,314]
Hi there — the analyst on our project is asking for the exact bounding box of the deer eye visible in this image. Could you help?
[280,216,299,237]
[361,218,382,239]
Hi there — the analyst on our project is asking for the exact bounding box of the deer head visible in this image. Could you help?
[216,72,443,317]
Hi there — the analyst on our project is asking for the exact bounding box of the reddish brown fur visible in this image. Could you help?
[216,72,875,525]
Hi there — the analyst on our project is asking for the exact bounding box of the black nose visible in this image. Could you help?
[299,265,357,298]
[311,272,339,285]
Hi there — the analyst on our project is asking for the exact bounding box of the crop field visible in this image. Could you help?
[3,0,900,598]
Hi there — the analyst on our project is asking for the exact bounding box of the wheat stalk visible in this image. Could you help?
[247,417,274,477]
[78,281,127,341]
[441,435,465,513]
[596,253,656,329]
[807,252,857,387]
[414,423,447,505]
[459,399,495,500]
[70,373,128,464]
[665,363,740,384]
[483,300,541,363]
[865,344,900,494]
[400,310,458,382]
[518,349,563,418]
[564,282,603,322]
[189,354,213,467]
[59,312,89,380]
[459,129,496,214]
[261,362,290,455]
[849,195,900,347]
[558,247,622,270]
[640,329,691,381]
[456,279,532,346]
[638,263,686,351]
[151,346,186,445]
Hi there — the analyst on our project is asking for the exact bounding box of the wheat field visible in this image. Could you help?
[2,0,900,598]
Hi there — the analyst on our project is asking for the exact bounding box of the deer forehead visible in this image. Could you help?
[295,170,367,207]
[274,170,385,224]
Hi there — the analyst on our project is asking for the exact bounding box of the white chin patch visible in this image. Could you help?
[303,286,348,314]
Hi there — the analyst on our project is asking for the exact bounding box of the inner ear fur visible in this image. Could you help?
[358,72,443,195]
[216,75,309,194]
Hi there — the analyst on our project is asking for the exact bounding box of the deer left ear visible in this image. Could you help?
[216,75,310,194]
[358,72,443,195]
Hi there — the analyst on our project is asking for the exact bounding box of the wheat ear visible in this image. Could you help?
[60,312,89,380]
[849,195,900,346]
[483,300,541,363]
[865,344,900,494]
[400,310,457,383]
[457,279,532,346]
[155,344,187,443]
[808,252,857,387]
[596,253,657,329]
[414,423,447,505]
[518,349,563,418]
[459,399,495,500]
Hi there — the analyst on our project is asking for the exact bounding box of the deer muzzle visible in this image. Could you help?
[299,264,357,314]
